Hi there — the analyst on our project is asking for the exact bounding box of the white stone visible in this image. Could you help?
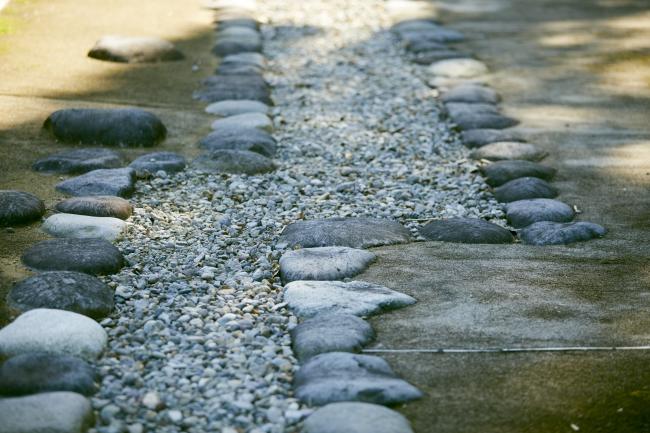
[42,213,127,241]
[211,113,273,132]
[280,247,376,284]
[428,58,489,78]
[205,100,270,117]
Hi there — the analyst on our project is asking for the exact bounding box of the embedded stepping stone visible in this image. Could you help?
[392,19,440,34]
[411,49,468,65]
[22,238,124,275]
[446,102,500,118]
[192,150,276,175]
[55,167,136,198]
[129,151,186,176]
[56,196,133,220]
[461,128,526,148]
[279,247,376,284]
[294,352,423,406]
[401,27,464,45]
[0,190,45,226]
[493,177,558,203]
[442,84,500,104]
[279,218,412,249]
[429,58,488,78]
[405,39,447,53]
[88,35,183,63]
[419,218,514,243]
[8,271,114,319]
[216,62,263,76]
[506,198,575,228]
[42,213,127,241]
[199,127,276,157]
[283,280,415,318]
[213,37,262,56]
[211,112,273,132]
[520,221,606,245]
[0,392,94,433]
[303,402,414,433]
[0,352,97,396]
[194,85,272,105]
[221,52,266,68]
[32,148,124,174]
[452,112,519,130]
[471,141,547,161]
[202,74,269,91]
[291,314,374,361]
[0,308,108,360]
[205,99,270,117]
[481,160,557,187]
[217,26,260,40]
[44,108,166,147]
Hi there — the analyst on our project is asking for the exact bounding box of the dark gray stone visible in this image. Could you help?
[0,190,45,226]
[129,151,186,175]
[0,352,97,396]
[198,127,276,157]
[392,19,440,34]
[291,314,374,361]
[506,199,575,228]
[202,74,269,90]
[294,352,423,406]
[88,36,183,63]
[519,221,606,245]
[399,27,464,44]
[452,112,519,130]
[212,38,262,56]
[481,160,557,186]
[44,108,166,147]
[56,196,133,220]
[446,102,500,119]
[471,142,547,161]
[419,218,514,244]
[279,247,376,284]
[192,150,276,175]
[221,52,266,68]
[303,402,414,433]
[461,129,526,148]
[411,49,468,65]
[216,63,263,76]
[0,392,94,433]
[22,238,124,275]
[494,177,558,203]
[55,168,136,198]
[442,84,500,104]
[279,218,412,249]
[405,39,447,53]
[8,271,114,319]
[32,148,124,174]
[193,86,272,105]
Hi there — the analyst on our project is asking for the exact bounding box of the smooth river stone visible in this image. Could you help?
[56,196,133,220]
[404,38,447,53]
[0,352,97,396]
[283,280,416,318]
[471,141,547,161]
[461,128,526,148]
[212,37,262,56]
[22,238,124,275]
[446,102,500,119]
[0,392,94,433]
[481,160,557,187]
[506,198,575,228]
[211,112,273,132]
[193,85,272,105]
[401,27,464,45]
[429,58,488,78]
[42,213,126,241]
[56,167,136,198]
[452,112,519,130]
[442,84,500,104]
[205,99,269,117]
[279,217,412,249]
[303,402,414,433]
[129,151,186,175]
[221,52,266,68]
[44,108,166,147]
[392,19,440,34]
[493,177,558,203]
[32,148,124,174]
[294,352,423,406]
[8,271,114,319]
[0,309,108,361]
[193,149,276,175]
[199,127,277,157]
[420,218,514,244]
[411,49,468,65]
[88,35,183,63]
[291,313,374,361]
[0,190,45,226]
[216,26,260,40]
[519,221,606,245]
[279,246,376,284]
[216,62,263,76]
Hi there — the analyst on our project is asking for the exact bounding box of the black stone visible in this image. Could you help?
[129,151,186,175]
[519,221,606,245]
[198,127,277,157]
[506,199,575,228]
[481,160,556,187]
[461,129,526,148]
[493,177,558,203]
[55,168,136,198]
[192,150,276,175]
[32,148,124,174]
[0,190,45,226]
[419,217,514,243]
[22,238,124,275]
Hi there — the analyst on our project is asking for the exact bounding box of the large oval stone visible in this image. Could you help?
[419,218,514,243]
[88,35,183,63]
[471,141,547,161]
[304,402,414,433]
[442,84,500,104]
[493,177,558,203]
[42,213,127,241]
[461,129,526,148]
[129,151,186,175]
[55,167,136,198]
[0,190,45,226]
[22,238,124,275]
[279,247,376,284]
[56,196,133,220]
[205,99,270,117]
[32,148,124,174]
[192,149,276,175]
[520,221,606,245]
[506,198,575,228]
[429,58,488,78]
[0,392,94,433]
[211,112,273,132]
[481,160,556,186]
[198,127,277,157]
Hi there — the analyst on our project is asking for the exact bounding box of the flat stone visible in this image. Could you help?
[519,221,607,245]
[411,49,468,65]
[221,52,266,68]
[280,247,376,284]
[283,280,416,318]
[0,392,94,433]
[88,35,183,63]
[493,177,558,202]
[216,62,263,76]
[212,37,262,56]
[192,149,276,175]
[461,128,526,148]
[391,19,440,34]
[279,218,412,249]
[216,26,260,40]
[419,218,514,243]
[404,38,447,53]
[55,168,136,198]
[205,99,270,117]
[506,198,575,228]
[0,352,97,396]
[429,58,488,78]
[303,402,414,433]
[471,141,547,161]
[42,213,127,241]
[481,160,557,187]
[401,27,464,44]
[44,108,166,147]
[211,112,273,132]
[0,309,108,361]
[193,85,272,105]
[202,74,269,91]
[22,238,124,275]
[442,84,500,104]
[198,127,276,157]
[129,151,186,175]
[56,196,133,220]
[446,102,500,119]
[32,148,124,174]
[291,314,374,361]
[216,17,259,30]
[0,190,45,226]
[452,112,519,130]
[294,352,423,406]
[8,271,114,319]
